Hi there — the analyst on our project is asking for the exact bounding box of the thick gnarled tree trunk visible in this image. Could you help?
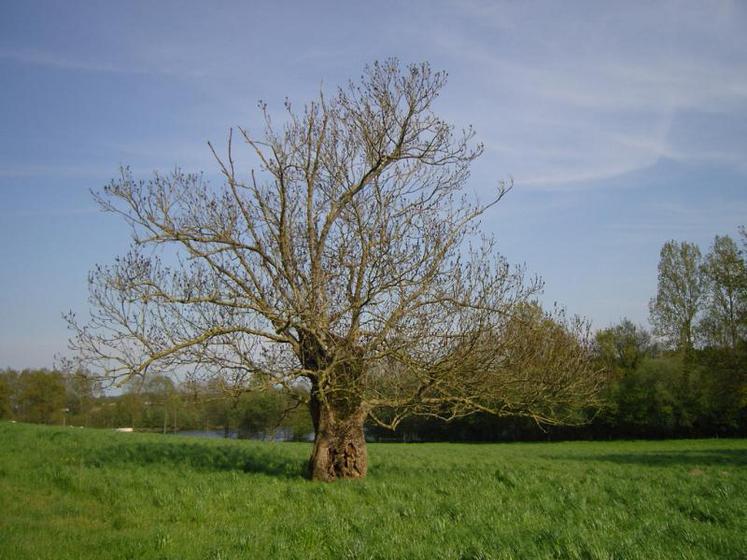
[300,331,368,481]
[307,392,367,482]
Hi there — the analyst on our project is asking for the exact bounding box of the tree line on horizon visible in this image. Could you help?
[0,369,312,440]
[2,230,745,441]
[371,229,747,441]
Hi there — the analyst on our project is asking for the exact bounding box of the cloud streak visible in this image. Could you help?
[422,0,747,189]
[0,48,147,75]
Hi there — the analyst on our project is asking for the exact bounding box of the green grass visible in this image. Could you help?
[0,422,745,559]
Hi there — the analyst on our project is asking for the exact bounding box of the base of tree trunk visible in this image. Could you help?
[307,410,367,481]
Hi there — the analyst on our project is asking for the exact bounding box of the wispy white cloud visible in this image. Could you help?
[0,46,207,78]
[423,0,747,189]
[604,199,747,244]
[3,1,746,190]
[0,47,145,74]
[2,206,100,218]
[517,164,652,188]
[0,162,114,178]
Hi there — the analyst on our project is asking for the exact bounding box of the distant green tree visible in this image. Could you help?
[0,374,11,419]
[117,389,143,429]
[649,241,705,352]
[613,356,678,433]
[700,235,747,349]
[236,391,287,438]
[142,375,176,432]
[608,354,712,436]
[284,399,314,441]
[194,379,242,437]
[695,345,747,433]
[64,370,99,426]
[235,389,313,440]
[16,370,66,424]
[595,319,656,374]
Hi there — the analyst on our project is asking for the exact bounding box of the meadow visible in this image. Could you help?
[0,422,745,559]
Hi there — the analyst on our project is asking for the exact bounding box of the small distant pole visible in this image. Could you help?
[62,408,70,427]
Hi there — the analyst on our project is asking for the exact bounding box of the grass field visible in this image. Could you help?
[0,422,745,559]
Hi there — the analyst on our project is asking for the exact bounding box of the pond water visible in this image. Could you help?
[171,428,313,442]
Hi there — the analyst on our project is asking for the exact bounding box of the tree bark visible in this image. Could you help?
[307,391,367,481]
[298,331,368,481]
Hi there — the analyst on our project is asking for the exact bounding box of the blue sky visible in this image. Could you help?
[1,0,746,369]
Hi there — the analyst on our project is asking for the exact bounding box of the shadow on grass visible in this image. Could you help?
[554,448,747,468]
[85,439,307,478]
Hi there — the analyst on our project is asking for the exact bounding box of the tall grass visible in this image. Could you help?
[0,422,745,559]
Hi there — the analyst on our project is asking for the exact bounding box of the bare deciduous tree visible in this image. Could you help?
[65,60,602,481]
